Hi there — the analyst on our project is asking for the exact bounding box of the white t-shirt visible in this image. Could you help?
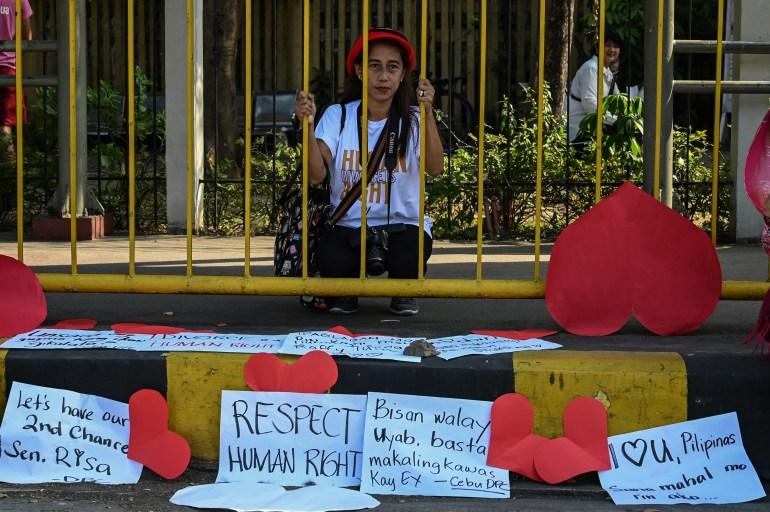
[568,55,620,141]
[315,100,433,236]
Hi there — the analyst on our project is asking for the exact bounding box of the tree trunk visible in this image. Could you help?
[531,0,577,119]
[203,0,242,179]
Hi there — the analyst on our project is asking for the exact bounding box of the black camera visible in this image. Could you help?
[366,227,389,276]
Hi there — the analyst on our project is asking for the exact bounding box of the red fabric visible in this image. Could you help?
[743,109,770,215]
[0,67,28,126]
[745,286,770,357]
[0,254,46,337]
[546,182,721,336]
[128,389,191,480]
[346,28,416,75]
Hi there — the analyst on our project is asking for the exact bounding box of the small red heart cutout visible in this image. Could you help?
[0,255,47,337]
[546,182,721,336]
[471,329,558,340]
[244,350,338,393]
[487,393,548,482]
[128,389,191,480]
[112,323,217,334]
[533,397,610,484]
[49,318,97,330]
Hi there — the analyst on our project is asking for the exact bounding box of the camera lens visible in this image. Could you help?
[366,228,388,276]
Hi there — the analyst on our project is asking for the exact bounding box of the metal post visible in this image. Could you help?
[52,0,88,217]
[643,0,673,205]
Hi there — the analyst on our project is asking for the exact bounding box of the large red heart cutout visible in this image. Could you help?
[49,318,97,330]
[487,393,548,482]
[0,255,47,337]
[128,389,191,480]
[244,350,338,393]
[533,397,610,484]
[546,182,721,336]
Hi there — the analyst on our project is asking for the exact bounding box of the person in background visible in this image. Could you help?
[294,28,444,316]
[568,27,622,143]
[0,0,32,162]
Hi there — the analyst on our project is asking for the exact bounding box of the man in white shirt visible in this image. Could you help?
[568,28,622,142]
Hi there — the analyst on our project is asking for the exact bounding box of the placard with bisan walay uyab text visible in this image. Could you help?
[360,392,509,498]
[0,382,142,484]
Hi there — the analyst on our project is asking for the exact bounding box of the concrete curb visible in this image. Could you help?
[0,347,767,480]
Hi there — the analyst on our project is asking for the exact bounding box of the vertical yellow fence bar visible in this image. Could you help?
[301,0,310,278]
[475,0,487,281]
[69,0,78,274]
[418,0,427,280]
[359,8,369,279]
[652,0,664,200]
[710,0,725,245]
[533,0,545,281]
[594,0,606,204]
[127,0,136,276]
[186,0,194,277]
[244,0,252,277]
[14,0,23,261]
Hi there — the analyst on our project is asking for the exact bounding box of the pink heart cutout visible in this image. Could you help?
[128,389,191,479]
[244,350,338,393]
[533,397,610,484]
[487,393,548,482]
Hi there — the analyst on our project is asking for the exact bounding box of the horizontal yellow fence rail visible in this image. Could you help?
[33,274,767,300]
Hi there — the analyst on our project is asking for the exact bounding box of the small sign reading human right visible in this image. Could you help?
[599,413,765,505]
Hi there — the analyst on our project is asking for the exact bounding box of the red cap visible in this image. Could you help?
[346,28,416,76]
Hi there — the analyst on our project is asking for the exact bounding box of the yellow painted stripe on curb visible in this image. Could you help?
[166,352,298,460]
[514,350,687,438]
[0,349,7,416]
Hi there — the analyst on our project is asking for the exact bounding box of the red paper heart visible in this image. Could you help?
[244,350,338,393]
[546,182,721,336]
[327,325,381,338]
[487,393,548,482]
[471,329,558,340]
[128,389,191,479]
[49,318,97,330]
[112,323,217,335]
[624,186,722,335]
[0,255,47,337]
[533,397,610,484]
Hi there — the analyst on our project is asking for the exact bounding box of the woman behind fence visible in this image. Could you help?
[294,28,443,316]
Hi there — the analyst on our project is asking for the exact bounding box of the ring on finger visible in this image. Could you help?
[419,89,425,97]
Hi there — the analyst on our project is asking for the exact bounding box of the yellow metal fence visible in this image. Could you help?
[10,0,769,300]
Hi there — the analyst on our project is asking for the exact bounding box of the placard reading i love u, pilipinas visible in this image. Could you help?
[599,413,765,505]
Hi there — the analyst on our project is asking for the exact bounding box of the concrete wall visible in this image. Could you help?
[733,0,770,240]
[165,0,204,234]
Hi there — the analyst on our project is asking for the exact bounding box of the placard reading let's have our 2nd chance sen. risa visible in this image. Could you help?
[0,382,142,484]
